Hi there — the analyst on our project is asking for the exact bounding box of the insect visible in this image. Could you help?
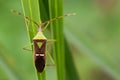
[33,27,47,72]
[11,9,76,72]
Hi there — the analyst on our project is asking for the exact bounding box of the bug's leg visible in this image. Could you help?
[22,43,33,51]
[47,39,56,45]
[46,50,55,66]
[42,22,50,32]
[46,39,56,66]
[22,16,36,35]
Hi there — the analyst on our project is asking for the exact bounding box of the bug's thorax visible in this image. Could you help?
[33,30,46,40]
[33,31,47,54]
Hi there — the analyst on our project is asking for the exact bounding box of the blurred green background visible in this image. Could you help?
[0,0,120,80]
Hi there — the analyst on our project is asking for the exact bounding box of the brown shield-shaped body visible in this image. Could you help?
[33,39,46,72]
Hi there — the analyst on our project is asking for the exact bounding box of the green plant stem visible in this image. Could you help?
[37,70,46,80]
[49,0,65,80]
[21,0,46,80]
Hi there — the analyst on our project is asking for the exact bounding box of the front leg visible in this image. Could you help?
[22,43,33,51]
[47,39,56,45]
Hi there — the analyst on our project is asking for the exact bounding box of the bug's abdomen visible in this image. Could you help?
[35,55,45,72]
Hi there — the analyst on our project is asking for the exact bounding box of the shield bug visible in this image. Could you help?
[33,28,47,72]
[11,9,76,72]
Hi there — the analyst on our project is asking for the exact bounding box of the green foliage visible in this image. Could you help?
[21,0,46,80]
[48,0,65,80]
[1,0,120,80]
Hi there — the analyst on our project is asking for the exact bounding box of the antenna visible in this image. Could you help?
[39,13,76,31]
[11,9,76,30]
[40,13,76,28]
[11,9,39,27]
